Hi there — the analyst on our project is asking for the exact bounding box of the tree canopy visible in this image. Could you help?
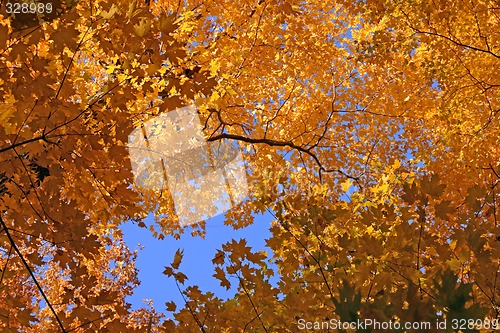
[0,0,499,331]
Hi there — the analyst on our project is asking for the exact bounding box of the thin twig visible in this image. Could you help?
[174,279,207,333]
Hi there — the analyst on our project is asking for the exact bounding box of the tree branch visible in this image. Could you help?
[0,216,66,332]
[207,133,361,184]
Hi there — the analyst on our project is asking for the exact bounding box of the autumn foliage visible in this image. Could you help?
[0,0,499,331]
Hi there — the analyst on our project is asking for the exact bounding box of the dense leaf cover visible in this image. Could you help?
[0,0,499,331]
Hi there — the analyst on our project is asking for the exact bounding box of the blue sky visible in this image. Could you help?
[122,103,278,316]
[120,209,276,316]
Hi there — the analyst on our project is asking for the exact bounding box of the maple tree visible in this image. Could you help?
[0,0,499,332]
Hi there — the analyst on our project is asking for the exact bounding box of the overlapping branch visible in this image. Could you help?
[0,216,66,332]
[207,132,362,184]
